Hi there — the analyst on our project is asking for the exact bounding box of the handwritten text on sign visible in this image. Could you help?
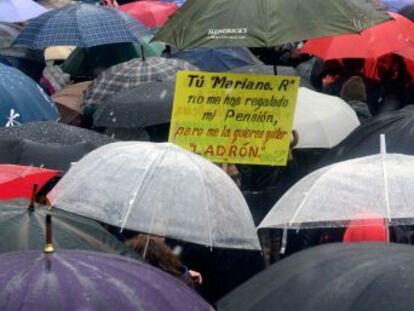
[169,71,299,165]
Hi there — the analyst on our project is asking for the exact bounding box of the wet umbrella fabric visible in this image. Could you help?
[217,243,414,311]
[259,153,414,230]
[301,12,414,61]
[0,199,139,257]
[0,63,59,127]
[119,1,178,28]
[60,43,139,80]
[93,80,174,129]
[0,121,115,147]
[293,88,360,149]
[0,164,59,200]
[170,47,261,72]
[152,0,391,49]
[160,0,186,7]
[0,250,212,311]
[229,64,314,89]
[382,0,414,11]
[82,57,198,109]
[52,81,91,126]
[13,3,152,49]
[48,142,261,250]
[0,0,48,23]
[0,138,96,171]
[320,105,414,165]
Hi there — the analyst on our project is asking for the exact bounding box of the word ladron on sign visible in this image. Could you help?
[187,74,294,91]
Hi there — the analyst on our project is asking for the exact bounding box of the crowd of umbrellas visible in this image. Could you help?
[3,0,414,310]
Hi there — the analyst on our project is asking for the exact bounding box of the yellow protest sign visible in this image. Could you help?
[168,71,299,165]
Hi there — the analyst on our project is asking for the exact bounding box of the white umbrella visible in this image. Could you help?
[259,153,414,230]
[48,142,261,250]
[293,87,360,149]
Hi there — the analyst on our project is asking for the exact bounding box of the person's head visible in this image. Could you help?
[340,76,367,102]
[342,58,365,76]
[322,59,344,78]
[377,54,408,82]
[126,234,185,278]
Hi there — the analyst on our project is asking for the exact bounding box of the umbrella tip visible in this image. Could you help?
[43,214,55,254]
[28,184,38,211]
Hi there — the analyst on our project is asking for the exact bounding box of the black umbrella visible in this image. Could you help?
[218,242,414,311]
[93,80,175,129]
[399,4,414,22]
[0,121,115,147]
[0,199,139,258]
[230,64,314,88]
[320,105,414,166]
[0,138,96,171]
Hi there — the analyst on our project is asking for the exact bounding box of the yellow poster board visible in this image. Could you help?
[169,71,299,166]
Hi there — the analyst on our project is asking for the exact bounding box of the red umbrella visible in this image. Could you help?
[301,12,414,60]
[119,1,178,28]
[0,164,60,200]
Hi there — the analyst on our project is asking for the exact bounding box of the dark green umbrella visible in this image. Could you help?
[153,0,391,49]
[0,199,139,258]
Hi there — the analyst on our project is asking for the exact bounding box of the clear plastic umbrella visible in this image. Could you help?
[259,153,414,230]
[48,142,261,250]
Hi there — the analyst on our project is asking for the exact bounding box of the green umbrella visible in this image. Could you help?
[153,0,391,49]
[0,199,139,258]
[61,39,165,79]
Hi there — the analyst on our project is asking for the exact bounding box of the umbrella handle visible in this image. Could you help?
[44,214,55,254]
[28,184,38,211]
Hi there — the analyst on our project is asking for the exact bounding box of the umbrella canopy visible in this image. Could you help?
[382,0,414,11]
[293,88,360,149]
[0,0,48,23]
[160,0,186,6]
[0,138,96,171]
[0,63,59,127]
[320,105,414,164]
[170,47,261,72]
[0,121,115,147]
[0,199,139,257]
[120,1,179,28]
[152,0,391,49]
[44,45,75,61]
[13,3,152,49]
[301,12,414,60]
[217,242,414,311]
[0,249,212,311]
[52,81,91,126]
[259,153,414,230]
[60,43,139,80]
[82,57,198,109]
[0,164,59,200]
[93,80,174,129]
[229,64,314,89]
[48,142,261,250]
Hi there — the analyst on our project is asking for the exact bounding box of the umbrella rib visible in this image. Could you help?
[288,167,331,227]
[381,154,391,222]
[119,148,167,231]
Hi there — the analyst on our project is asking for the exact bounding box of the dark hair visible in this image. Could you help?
[342,58,365,76]
[126,235,195,286]
[322,60,344,77]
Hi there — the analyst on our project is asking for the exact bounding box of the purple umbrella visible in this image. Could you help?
[379,0,414,11]
[0,0,48,23]
[0,250,213,311]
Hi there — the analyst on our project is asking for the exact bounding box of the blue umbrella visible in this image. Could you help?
[0,55,11,66]
[170,47,261,72]
[160,0,186,7]
[380,0,414,11]
[0,63,59,127]
[13,3,152,49]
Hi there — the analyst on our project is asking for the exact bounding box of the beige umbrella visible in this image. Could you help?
[45,46,75,61]
[52,81,91,126]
